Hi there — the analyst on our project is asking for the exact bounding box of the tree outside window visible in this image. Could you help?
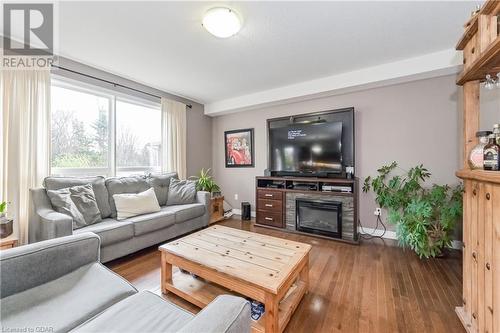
[50,82,161,176]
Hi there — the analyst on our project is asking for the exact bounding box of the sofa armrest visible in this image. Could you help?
[30,188,73,241]
[0,232,100,298]
[196,191,211,226]
[196,191,210,206]
[38,208,73,239]
[179,295,251,333]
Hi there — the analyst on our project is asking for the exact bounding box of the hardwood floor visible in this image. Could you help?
[107,218,464,333]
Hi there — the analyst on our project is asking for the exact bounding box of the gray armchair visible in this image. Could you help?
[0,233,251,333]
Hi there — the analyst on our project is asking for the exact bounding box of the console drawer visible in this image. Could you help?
[257,189,282,200]
[256,211,283,228]
[257,198,283,213]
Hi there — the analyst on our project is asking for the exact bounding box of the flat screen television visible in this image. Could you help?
[267,108,354,177]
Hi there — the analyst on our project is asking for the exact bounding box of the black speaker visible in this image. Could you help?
[241,202,251,220]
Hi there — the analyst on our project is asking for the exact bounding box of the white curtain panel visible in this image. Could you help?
[1,70,51,244]
[161,98,187,179]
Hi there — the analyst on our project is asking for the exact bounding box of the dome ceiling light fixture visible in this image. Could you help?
[202,7,241,38]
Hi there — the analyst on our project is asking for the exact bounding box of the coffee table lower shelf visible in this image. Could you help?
[163,269,307,333]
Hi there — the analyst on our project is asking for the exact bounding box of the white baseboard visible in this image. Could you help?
[231,209,256,218]
[358,226,397,240]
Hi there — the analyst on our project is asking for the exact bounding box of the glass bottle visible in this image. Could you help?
[469,131,492,169]
[494,123,500,145]
[483,134,500,171]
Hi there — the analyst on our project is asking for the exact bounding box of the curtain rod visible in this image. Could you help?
[51,65,193,108]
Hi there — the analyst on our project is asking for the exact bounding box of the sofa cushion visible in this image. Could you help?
[105,176,151,218]
[113,188,161,221]
[146,172,177,206]
[126,208,176,236]
[69,184,102,226]
[0,263,137,333]
[74,220,134,246]
[72,291,193,333]
[167,179,197,206]
[44,176,112,219]
[162,203,206,223]
[47,187,87,229]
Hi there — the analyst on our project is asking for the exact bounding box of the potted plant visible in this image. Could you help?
[190,169,224,223]
[362,162,463,258]
[0,201,13,238]
[0,201,6,218]
[191,168,221,196]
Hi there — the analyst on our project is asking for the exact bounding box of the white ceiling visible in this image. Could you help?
[56,1,476,111]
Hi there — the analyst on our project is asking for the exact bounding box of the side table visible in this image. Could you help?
[0,237,18,250]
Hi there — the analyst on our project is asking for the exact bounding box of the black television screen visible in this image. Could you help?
[269,121,343,174]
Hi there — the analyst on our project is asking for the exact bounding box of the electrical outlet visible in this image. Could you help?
[234,194,238,200]
[374,208,382,216]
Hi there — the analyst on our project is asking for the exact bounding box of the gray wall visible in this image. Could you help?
[187,104,213,177]
[211,74,462,230]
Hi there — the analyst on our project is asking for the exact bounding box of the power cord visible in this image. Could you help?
[358,214,387,240]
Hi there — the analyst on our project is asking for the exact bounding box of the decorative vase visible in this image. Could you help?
[0,213,13,238]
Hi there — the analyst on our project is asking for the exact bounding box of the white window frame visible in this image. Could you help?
[50,76,162,177]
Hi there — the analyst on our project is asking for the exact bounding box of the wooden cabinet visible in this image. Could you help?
[492,186,500,333]
[256,211,283,228]
[455,2,500,332]
[457,174,500,333]
[209,196,225,225]
[0,238,18,250]
[257,189,283,201]
[484,184,496,333]
[256,189,284,228]
[254,177,359,244]
[257,198,283,212]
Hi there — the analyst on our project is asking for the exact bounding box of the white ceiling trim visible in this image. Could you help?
[205,49,462,117]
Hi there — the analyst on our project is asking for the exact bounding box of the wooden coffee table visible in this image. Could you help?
[159,225,311,333]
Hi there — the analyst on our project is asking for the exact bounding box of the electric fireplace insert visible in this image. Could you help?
[296,199,342,238]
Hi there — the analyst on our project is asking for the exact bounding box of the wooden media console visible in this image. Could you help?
[255,176,359,244]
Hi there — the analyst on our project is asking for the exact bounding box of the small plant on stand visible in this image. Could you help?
[191,168,221,197]
[363,162,463,258]
[191,169,225,224]
[0,201,14,238]
[0,201,6,218]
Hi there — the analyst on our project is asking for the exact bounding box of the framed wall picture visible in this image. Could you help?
[224,128,254,168]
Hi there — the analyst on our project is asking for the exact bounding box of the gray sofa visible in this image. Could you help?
[29,174,210,262]
[0,233,251,333]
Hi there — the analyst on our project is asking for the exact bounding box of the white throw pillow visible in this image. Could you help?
[113,188,161,220]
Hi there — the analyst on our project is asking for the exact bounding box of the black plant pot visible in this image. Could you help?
[434,247,449,259]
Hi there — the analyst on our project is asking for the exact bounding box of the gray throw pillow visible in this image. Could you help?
[69,184,102,226]
[167,179,197,205]
[47,184,102,229]
[146,172,177,206]
[47,188,87,229]
[44,176,111,218]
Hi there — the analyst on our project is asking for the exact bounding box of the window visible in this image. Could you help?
[116,100,161,176]
[50,79,162,177]
[51,85,111,176]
